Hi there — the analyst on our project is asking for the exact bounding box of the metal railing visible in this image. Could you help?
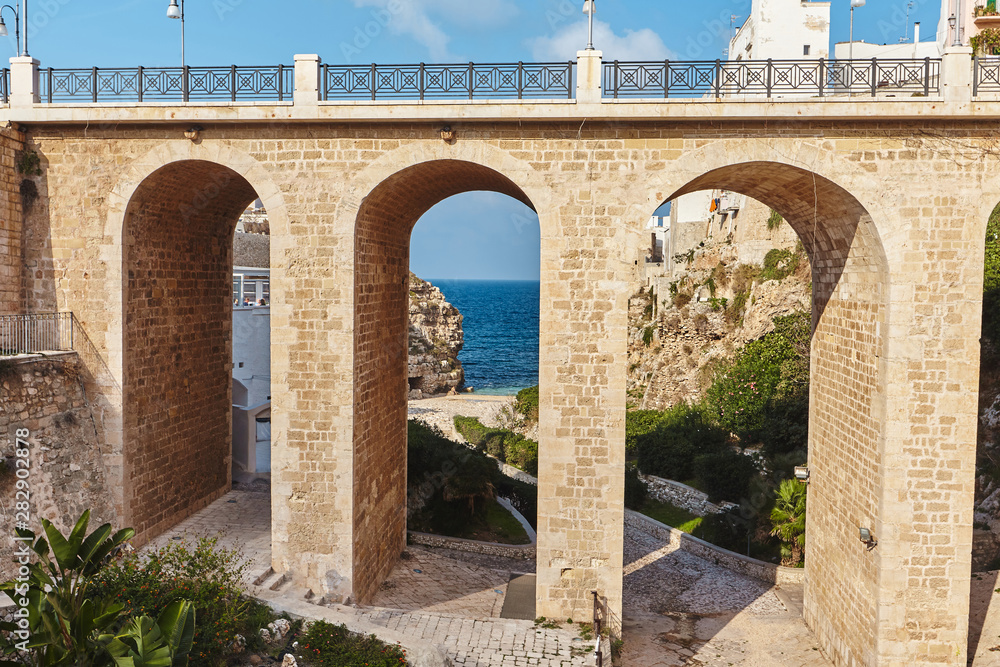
[0,69,8,105]
[0,313,74,356]
[604,58,940,99]
[39,65,293,103]
[974,56,1000,95]
[322,61,575,100]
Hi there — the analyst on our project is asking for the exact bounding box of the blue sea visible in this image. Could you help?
[429,279,539,396]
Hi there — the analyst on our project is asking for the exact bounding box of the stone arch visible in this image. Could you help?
[107,142,288,543]
[350,156,540,603]
[641,155,891,667]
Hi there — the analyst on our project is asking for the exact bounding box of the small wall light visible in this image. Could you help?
[794,466,810,483]
[859,526,877,551]
[184,125,203,141]
[440,126,456,144]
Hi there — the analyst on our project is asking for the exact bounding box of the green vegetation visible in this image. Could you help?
[453,415,538,475]
[639,499,703,533]
[299,620,408,667]
[631,311,812,561]
[624,463,648,510]
[410,419,537,530]
[766,209,784,231]
[770,479,807,567]
[759,248,801,282]
[642,326,654,347]
[92,536,275,666]
[514,385,539,423]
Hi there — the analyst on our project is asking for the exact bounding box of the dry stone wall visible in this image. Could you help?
[0,353,112,578]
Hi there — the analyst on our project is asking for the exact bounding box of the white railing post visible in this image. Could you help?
[9,56,38,108]
[294,54,321,107]
[576,49,603,104]
[942,46,973,106]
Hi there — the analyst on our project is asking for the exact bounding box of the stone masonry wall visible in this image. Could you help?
[0,128,23,315]
[0,353,112,577]
[14,121,991,666]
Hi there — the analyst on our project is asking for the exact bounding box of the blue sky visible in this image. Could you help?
[13,0,944,280]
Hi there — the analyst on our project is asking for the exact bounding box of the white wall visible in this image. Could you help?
[730,0,831,61]
[233,306,271,407]
[833,40,941,61]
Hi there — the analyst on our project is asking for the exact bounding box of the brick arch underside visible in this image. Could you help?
[353,159,534,603]
[122,160,258,542]
[671,162,889,667]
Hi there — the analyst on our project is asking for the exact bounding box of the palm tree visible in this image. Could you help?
[770,479,807,566]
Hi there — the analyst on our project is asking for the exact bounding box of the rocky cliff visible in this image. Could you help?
[408,273,464,398]
[628,235,811,411]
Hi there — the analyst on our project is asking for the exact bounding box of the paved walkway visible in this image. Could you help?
[148,489,1000,666]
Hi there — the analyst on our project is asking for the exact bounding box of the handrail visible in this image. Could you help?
[38,65,292,103]
[322,61,575,101]
[604,57,940,99]
[0,312,74,355]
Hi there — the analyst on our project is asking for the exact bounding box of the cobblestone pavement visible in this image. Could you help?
[347,609,592,667]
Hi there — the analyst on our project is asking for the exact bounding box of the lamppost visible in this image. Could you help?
[167,0,185,69]
[849,0,865,97]
[582,0,595,51]
[0,1,26,57]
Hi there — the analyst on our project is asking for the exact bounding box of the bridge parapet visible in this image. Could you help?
[0,48,993,122]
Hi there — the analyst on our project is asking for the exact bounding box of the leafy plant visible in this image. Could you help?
[636,402,728,481]
[972,27,1000,55]
[642,326,654,347]
[299,620,408,667]
[770,479,807,566]
[0,510,136,667]
[759,248,800,282]
[625,410,662,453]
[16,149,42,176]
[624,463,648,510]
[101,600,195,667]
[514,385,539,423]
[766,209,784,231]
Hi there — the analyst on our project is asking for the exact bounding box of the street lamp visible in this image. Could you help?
[849,0,865,63]
[582,0,595,51]
[0,1,26,57]
[167,0,185,69]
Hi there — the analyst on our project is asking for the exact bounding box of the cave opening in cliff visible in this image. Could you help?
[625,161,890,651]
[121,160,273,579]
[353,159,541,608]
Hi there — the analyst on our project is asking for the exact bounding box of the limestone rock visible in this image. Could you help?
[408,273,464,397]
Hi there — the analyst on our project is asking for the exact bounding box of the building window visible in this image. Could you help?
[803,45,811,56]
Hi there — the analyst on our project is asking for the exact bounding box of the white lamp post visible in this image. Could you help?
[582,0,595,51]
[849,0,865,63]
[0,2,23,56]
[167,0,185,69]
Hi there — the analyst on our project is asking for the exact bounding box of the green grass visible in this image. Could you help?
[640,499,703,534]
[411,498,530,545]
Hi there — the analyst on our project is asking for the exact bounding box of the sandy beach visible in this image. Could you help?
[407,393,514,441]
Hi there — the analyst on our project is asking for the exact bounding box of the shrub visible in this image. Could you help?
[92,536,274,666]
[453,415,490,446]
[643,302,654,320]
[624,463,648,510]
[505,437,539,476]
[673,291,692,308]
[495,477,538,529]
[300,619,408,667]
[767,209,784,230]
[760,248,800,282]
[515,385,539,422]
[692,448,759,504]
[642,326,654,347]
[636,403,728,481]
[984,203,1000,350]
[625,410,662,453]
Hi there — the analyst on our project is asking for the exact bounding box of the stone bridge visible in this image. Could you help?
[0,46,998,666]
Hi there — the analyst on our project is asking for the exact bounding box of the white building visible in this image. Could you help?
[730,0,831,62]
[834,23,940,61]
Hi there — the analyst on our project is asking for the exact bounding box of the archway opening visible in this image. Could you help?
[353,159,537,605]
[622,161,889,667]
[122,159,268,559]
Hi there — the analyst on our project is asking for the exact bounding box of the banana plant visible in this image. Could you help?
[0,510,134,667]
[100,601,195,667]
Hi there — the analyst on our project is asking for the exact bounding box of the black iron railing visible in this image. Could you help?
[39,65,292,103]
[322,61,575,100]
[604,58,940,99]
[974,56,1000,95]
[0,313,74,356]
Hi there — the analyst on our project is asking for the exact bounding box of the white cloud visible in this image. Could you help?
[529,20,675,62]
[350,0,520,62]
